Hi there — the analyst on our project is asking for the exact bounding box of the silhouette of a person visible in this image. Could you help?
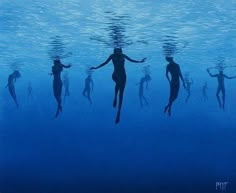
[82,74,94,104]
[207,68,236,109]
[6,70,21,108]
[137,74,151,107]
[27,82,33,102]
[185,77,193,103]
[164,56,185,116]
[63,73,70,102]
[90,48,146,124]
[50,57,71,117]
[202,81,208,101]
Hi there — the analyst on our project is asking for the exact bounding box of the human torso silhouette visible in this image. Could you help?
[85,77,91,88]
[52,61,63,81]
[8,74,15,87]
[216,74,225,88]
[111,53,126,75]
[167,62,181,82]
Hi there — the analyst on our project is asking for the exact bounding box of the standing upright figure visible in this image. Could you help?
[207,67,236,109]
[82,74,94,104]
[91,48,146,124]
[6,70,21,108]
[50,57,71,117]
[164,57,185,116]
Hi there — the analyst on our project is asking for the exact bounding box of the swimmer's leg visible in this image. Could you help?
[142,95,149,106]
[9,87,19,108]
[185,91,190,103]
[115,82,126,124]
[139,95,143,107]
[167,83,179,116]
[87,89,92,104]
[112,74,120,108]
[54,81,63,117]
[216,87,222,108]
[222,88,225,110]
[82,88,87,97]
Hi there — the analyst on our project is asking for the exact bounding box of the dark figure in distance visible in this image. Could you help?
[90,48,146,124]
[137,74,151,107]
[50,57,71,117]
[207,67,236,110]
[164,57,185,116]
[63,73,70,102]
[202,81,208,101]
[184,77,193,103]
[27,82,33,102]
[6,70,21,108]
[82,74,94,104]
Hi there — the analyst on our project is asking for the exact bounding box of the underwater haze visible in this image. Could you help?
[0,0,236,193]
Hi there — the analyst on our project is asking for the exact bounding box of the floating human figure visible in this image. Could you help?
[207,67,236,110]
[50,57,71,117]
[63,73,70,103]
[164,56,185,116]
[27,82,33,102]
[90,48,146,124]
[202,81,208,101]
[6,70,21,108]
[82,73,94,104]
[184,76,193,103]
[137,74,151,107]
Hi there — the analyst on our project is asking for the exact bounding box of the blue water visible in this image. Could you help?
[0,0,236,192]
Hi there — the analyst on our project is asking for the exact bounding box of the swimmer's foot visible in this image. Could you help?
[115,111,120,124]
[55,109,60,118]
[164,105,169,113]
[222,104,225,110]
[168,108,171,116]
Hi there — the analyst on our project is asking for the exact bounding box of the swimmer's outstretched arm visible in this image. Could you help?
[90,55,112,70]
[124,55,146,63]
[206,68,217,77]
[224,74,236,79]
[62,64,72,68]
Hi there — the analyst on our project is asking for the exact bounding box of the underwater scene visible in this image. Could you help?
[0,0,236,192]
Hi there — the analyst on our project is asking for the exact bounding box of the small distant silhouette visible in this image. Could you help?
[137,74,151,107]
[82,74,94,104]
[50,57,71,117]
[202,81,208,101]
[27,82,33,102]
[63,73,70,103]
[6,70,21,108]
[164,57,185,116]
[207,67,236,110]
[90,48,146,124]
[184,77,193,103]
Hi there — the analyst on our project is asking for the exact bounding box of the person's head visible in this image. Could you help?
[13,70,21,78]
[165,56,174,62]
[219,70,223,75]
[55,55,60,60]
[114,47,122,54]
[54,58,61,66]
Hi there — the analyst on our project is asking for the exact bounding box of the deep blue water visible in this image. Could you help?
[0,0,236,192]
